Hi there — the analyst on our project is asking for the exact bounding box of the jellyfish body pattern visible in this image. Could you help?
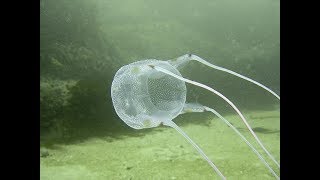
[111,60,186,129]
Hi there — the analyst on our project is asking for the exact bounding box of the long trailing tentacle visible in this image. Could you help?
[169,54,280,100]
[164,120,226,180]
[150,65,280,169]
[181,103,279,179]
[204,106,279,179]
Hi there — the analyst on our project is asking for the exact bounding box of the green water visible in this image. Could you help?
[40,0,280,179]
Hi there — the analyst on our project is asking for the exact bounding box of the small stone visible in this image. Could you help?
[40,148,50,158]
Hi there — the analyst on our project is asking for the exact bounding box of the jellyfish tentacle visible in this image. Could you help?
[180,102,205,114]
[153,65,280,169]
[203,106,279,179]
[181,103,279,179]
[164,120,226,180]
[168,54,192,69]
[173,54,280,100]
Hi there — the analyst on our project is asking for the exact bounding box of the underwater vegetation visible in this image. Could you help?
[40,0,279,179]
[40,0,123,140]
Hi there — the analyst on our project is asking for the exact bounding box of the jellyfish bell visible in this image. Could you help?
[111,60,187,129]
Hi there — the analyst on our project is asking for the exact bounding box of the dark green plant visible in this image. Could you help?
[66,78,108,123]
[40,79,76,137]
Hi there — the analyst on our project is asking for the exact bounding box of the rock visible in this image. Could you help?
[40,147,50,158]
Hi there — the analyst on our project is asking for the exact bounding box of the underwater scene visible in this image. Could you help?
[40,0,280,179]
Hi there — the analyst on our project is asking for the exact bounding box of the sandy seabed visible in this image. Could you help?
[40,110,280,180]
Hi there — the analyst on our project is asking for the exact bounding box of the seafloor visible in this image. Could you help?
[40,110,279,180]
